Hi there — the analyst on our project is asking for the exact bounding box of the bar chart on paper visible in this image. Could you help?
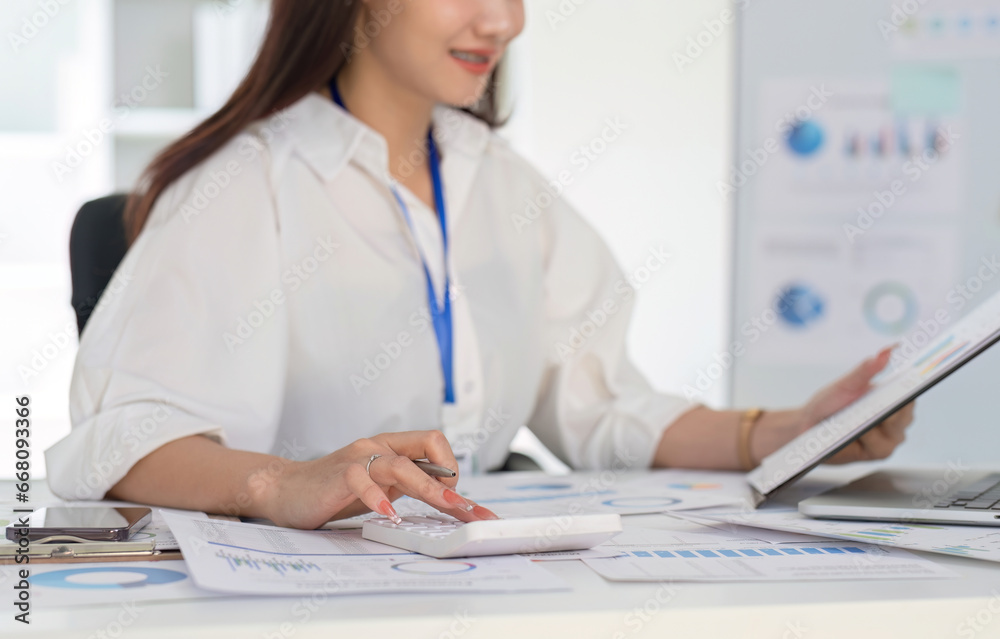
[833,523,949,543]
[693,507,1000,562]
[583,542,957,582]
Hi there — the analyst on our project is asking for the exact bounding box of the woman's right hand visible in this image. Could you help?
[260,430,499,530]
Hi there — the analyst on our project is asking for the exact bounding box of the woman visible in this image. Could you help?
[46,0,913,530]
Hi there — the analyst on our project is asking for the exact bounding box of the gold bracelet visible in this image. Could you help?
[738,408,765,471]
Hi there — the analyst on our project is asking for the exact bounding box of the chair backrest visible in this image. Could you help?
[69,194,129,336]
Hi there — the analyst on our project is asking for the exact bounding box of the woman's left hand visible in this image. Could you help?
[793,346,915,464]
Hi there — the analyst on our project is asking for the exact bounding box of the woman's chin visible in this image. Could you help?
[438,78,492,108]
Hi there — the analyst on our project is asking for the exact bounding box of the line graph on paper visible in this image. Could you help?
[214,548,321,576]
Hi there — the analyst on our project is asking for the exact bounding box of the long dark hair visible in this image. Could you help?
[123,0,506,244]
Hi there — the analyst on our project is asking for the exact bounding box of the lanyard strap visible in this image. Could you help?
[329,77,455,404]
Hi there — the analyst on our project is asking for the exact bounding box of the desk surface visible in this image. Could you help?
[5,465,1000,639]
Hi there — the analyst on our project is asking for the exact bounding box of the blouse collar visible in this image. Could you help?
[279,91,493,189]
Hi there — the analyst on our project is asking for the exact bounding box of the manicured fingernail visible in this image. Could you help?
[473,505,500,520]
[443,489,474,512]
[379,500,402,524]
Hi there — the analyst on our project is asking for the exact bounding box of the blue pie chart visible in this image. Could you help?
[786,120,825,157]
[776,285,826,328]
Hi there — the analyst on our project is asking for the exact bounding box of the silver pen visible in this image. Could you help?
[413,459,457,478]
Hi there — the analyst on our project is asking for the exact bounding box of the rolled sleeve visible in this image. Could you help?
[46,134,288,500]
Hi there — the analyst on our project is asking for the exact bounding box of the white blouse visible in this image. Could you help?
[45,92,693,500]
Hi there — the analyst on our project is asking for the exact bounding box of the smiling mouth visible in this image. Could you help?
[450,50,491,64]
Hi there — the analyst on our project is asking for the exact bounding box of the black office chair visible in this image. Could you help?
[69,194,130,336]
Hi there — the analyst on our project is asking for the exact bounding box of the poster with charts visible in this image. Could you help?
[753,77,964,218]
[744,226,959,366]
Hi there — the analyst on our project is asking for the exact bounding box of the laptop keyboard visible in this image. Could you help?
[933,474,1000,510]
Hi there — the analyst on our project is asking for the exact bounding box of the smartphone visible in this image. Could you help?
[5,507,152,542]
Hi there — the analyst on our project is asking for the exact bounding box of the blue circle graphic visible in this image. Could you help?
[786,120,825,157]
[601,497,681,509]
[775,285,825,328]
[31,567,186,589]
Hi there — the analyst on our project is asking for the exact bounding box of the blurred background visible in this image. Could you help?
[2,0,998,478]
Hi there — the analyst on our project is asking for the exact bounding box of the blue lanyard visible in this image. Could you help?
[329,77,455,404]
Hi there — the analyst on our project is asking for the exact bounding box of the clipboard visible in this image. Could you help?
[0,537,184,565]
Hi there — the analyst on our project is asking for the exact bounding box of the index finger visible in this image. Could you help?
[371,430,460,487]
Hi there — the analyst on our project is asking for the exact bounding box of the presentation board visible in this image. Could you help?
[730,0,1000,464]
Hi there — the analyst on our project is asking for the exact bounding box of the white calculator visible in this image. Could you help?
[362,514,622,559]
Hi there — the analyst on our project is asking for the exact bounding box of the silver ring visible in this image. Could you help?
[366,454,382,476]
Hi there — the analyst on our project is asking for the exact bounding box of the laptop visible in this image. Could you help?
[746,287,1000,526]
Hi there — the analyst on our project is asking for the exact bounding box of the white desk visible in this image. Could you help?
[5,466,1000,639]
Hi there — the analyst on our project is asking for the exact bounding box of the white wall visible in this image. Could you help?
[504,0,735,407]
